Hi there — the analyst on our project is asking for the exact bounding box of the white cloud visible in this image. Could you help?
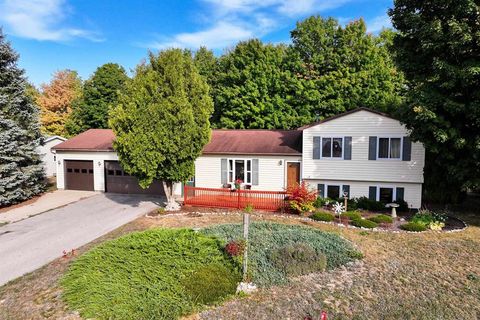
[366,14,392,33]
[0,0,103,42]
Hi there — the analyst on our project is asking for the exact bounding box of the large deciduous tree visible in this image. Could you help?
[66,63,128,135]
[38,69,82,136]
[109,49,213,209]
[389,0,480,202]
[0,30,45,206]
[213,39,310,129]
[289,16,404,119]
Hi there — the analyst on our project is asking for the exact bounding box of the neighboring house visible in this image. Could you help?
[37,136,67,177]
[52,108,425,208]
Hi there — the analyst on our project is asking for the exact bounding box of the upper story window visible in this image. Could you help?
[322,137,343,158]
[378,137,401,159]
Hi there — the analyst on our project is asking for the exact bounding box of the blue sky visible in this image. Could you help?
[0,0,394,86]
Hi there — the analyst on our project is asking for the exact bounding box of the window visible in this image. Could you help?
[228,159,252,184]
[74,169,80,173]
[378,137,401,159]
[107,170,114,176]
[322,137,343,158]
[115,170,122,176]
[88,169,94,174]
[81,169,87,173]
[327,185,340,199]
[379,187,394,203]
[67,168,72,173]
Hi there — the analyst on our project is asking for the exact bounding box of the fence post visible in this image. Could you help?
[183,185,187,205]
[243,213,250,280]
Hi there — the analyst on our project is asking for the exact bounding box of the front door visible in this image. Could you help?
[286,162,300,188]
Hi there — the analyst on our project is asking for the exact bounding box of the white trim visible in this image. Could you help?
[375,185,397,202]
[227,158,252,185]
[377,136,403,160]
[320,136,345,160]
[319,182,349,199]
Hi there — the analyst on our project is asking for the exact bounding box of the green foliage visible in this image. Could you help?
[66,63,128,134]
[310,212,335,222]
[61,228,240,320]
[411,209,447,230]
[109,49,213,198]
[202,222,361,287]
[389,0,480,202]
[289,16,404,119]
[182,263,240,305]
[401,222,427,232]
[0,30,45,206]
[193,46,218,89]
[354,197,386,211]
[351,218,378,229]
[313,197,335,208]
[244,203,254,213]
[269,243,327,277]
[368,214,394,224]
[213,39,310,129]
[342,211,362,220]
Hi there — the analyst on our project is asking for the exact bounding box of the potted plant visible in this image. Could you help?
[234,178,243,190]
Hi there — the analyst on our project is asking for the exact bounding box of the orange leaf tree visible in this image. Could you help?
[286,181,317,214]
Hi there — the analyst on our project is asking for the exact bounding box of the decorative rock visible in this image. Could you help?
[236,282,257,294]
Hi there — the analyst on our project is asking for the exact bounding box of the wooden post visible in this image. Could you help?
[243,213,250,281]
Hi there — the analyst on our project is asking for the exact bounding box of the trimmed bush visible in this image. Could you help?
[182,263,240,305]
[61,229,241,320]
[270,243,327,276]
[401,222,427,232]
[310,212,335,222]
[342,211,362,220]
[351,218,378,229]
[202,222,362,287]
[368,214,393,224]
[355,197,386,211]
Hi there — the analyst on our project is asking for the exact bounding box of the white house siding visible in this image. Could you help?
[194,155,302,191]
[37,138,66,177]
[304,179,422,209]
[302,110,425,183]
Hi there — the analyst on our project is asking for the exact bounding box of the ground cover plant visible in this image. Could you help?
[201,222,361,287]
[61,228,241,320]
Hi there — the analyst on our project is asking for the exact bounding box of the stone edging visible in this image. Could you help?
[147,210,468,234]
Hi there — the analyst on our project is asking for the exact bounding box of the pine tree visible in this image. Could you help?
[0,30,45,206]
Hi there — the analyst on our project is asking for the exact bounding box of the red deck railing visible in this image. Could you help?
[183,186,288,212]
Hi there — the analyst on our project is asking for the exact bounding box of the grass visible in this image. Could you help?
[61,228,241,320]
[201,222,362,287]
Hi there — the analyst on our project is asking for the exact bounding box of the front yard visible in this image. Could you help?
[1,201,480,319]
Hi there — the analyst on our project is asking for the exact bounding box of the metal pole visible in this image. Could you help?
[243,213,250,281]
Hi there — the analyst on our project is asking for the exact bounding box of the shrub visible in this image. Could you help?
[351,218,378,229]
[342,211,362,220]
[202,222,361,287]
[286,181,317,214]
[225,239,246,257]
[401,222,427,232]
[61,229,240,320]
[269,243,327,276]
[368,214,393,224]
[313,197,328,208]
[244,203,254,213]
[182,263,240,305]
[355,197,386,211]
[310,212,335,222]
[393,199,409,212]
[411,209,447,230]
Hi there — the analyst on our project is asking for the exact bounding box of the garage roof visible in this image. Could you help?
[52,128,302,155]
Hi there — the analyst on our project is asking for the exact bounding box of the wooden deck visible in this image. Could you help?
[183,186,288,212]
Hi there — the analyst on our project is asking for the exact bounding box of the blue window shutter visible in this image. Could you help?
[313,136,321,159]
[344,136,352,160]
[396,187,405,201]
[317,184,325,198]
[368,136,377,160]
[221,159,227,184]
[342,185,350,198]
[369,186,377,201]
[252,159,259,185]
[402,136,412,161]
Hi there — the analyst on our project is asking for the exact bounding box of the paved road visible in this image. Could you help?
[0,193,162,286]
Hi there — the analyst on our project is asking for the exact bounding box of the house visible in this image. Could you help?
[37,135,67,177]
[52,108,425,208]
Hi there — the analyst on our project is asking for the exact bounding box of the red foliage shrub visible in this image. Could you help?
[225,240,246,257]
[286,181,317,214]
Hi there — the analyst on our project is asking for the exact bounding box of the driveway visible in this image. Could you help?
[0,193,162,286]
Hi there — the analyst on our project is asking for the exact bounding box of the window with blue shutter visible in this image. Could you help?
[344,136,352,160]
[369,186,377,200]
[317,184,325,198]
[313,136,321,159]
[368,137,377,160]
[402,137,412,161]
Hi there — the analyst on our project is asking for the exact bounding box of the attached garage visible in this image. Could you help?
[105,161,165,195]
[64,160,94,191]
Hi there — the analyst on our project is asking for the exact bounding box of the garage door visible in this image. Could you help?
[105,161,165,195]
[65,160,94,191]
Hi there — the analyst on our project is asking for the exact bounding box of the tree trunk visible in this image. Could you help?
[162,180,180,211]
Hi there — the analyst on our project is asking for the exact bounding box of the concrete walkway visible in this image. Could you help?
[0,190,97,224]
[0,193,161,286]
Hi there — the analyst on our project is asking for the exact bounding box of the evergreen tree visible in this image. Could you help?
[66,63,128,134]
[0,30,45,206]
[193,46,218,88]
[214,39,310,129]
[290,16,404,119]
[389,0,480,202]
[109,49,213,209]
